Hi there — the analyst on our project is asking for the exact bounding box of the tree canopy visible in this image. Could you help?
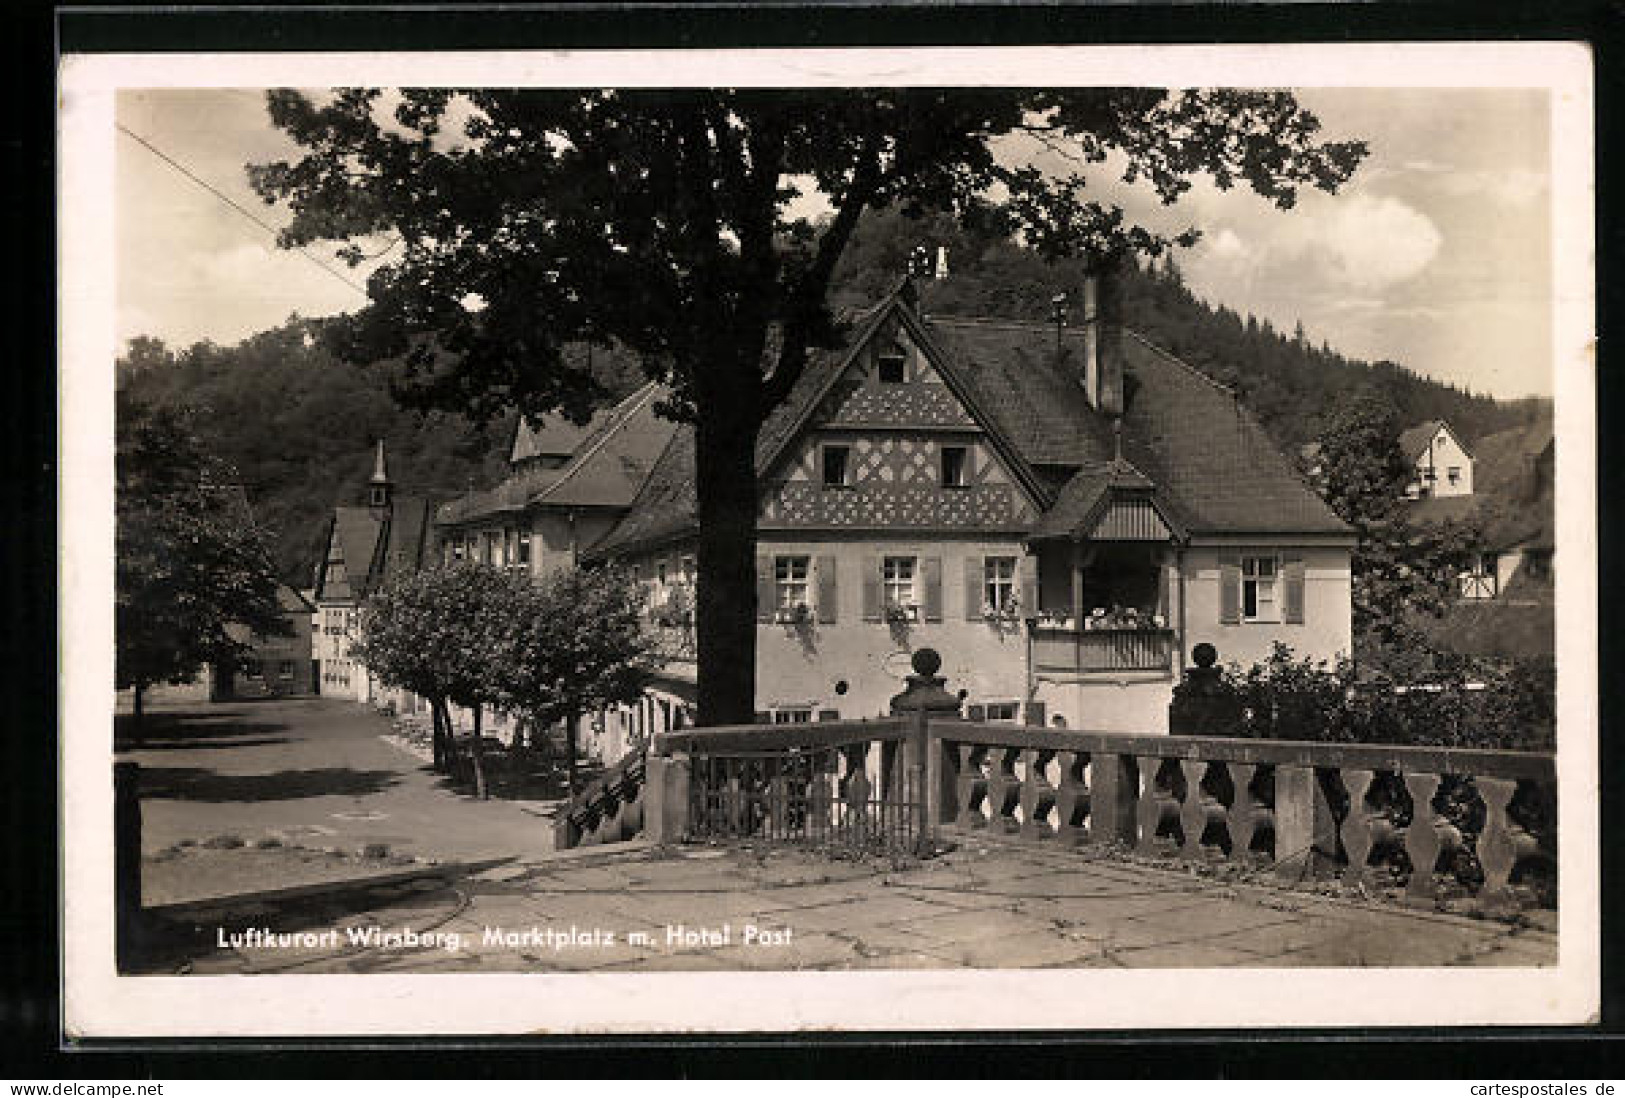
[1308,385,1478,657]
[116,393,290,719]
[250,86,1369,723]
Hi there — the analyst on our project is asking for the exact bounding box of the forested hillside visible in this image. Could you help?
[118,205,1548,585]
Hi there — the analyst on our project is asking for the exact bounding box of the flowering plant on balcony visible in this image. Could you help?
[774,602,813,626]
[1084,605,1166,631]
[884,602,919,625]
[1035,609,1075,629]
[980,593,1022,624]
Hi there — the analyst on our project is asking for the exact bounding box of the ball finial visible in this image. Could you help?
[1192,642,1218,669]
[911,648,942,677]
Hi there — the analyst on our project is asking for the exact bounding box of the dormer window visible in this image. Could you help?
[941,446,968,488]
[822,444,852,488]
[877,345,906,384]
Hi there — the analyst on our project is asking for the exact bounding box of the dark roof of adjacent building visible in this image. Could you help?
[592,285,1350,555]
[438,384,680,527]
[1398,420,1444,461]
[320,495,434,601]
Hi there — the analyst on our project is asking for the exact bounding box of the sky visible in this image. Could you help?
[115,86,1555,399]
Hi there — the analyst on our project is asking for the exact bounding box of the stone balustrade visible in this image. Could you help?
[931,720,1555,913]
[553,649,1557,916]
[552,749,648,850]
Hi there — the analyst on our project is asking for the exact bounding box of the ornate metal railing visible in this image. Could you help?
[661,719,919,853]
[1031,626,1175,674]
[932,720,1556,912]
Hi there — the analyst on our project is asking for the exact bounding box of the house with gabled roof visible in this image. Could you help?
[311,440,435,703]
[1401,418,1475,499]
[589,274,1355,734]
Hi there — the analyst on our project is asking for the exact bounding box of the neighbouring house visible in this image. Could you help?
[430,383,682,757]
[1408,418,1554,660]
[212,584,317,699]
[311,441,435,706]
[1400,418,1475,499]
[585,273,1356,736]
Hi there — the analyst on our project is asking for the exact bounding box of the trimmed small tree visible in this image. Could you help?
[492,565,661,795]
[353,562,520,798]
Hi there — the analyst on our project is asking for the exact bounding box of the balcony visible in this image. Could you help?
[1031,624,1175,675]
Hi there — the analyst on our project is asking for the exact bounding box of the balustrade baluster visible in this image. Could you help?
[1402,771,1447,904]
[1339,768,1377,893]
[1179,759,1212,860]
[956,744,987,828]
[1020,748,1057,841]
[1054,751,1089,847]
[986,747,1020,833]
[1225,762,1266,859]
[1476,777,1523,914]
[1135,755,1177,855]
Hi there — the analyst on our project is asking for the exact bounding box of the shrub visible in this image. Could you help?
[1172,643,1555,752]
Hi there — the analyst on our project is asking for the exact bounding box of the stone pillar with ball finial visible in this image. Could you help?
[889,648,961,853]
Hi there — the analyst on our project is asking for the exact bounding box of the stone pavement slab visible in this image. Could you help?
[137,833,1558,976]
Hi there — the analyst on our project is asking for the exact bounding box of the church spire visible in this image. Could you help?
[367,439,393,514]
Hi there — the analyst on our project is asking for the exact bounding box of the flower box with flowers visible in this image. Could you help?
[1082,605,1167,632]
[981,596,1022,624]
[883,602,919,625]
[774,603,813,626]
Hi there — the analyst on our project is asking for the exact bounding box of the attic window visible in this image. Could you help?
[877,346,906,384]
[822,444,852,488]
[941,446,968,488]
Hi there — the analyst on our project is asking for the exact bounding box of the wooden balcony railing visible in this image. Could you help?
[1031,625,1175,674]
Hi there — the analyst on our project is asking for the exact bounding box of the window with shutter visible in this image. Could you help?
[861,556,882,620]
[921,556,943,621]
[1282,554,1306,624]
[964,556,983,621]
[755,555,775,623]
[816,555,838,623]
[1218,551,1241,624]
[1024,700,1046,727]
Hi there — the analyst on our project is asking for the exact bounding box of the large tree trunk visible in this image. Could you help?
[470,705,489,800]
[430,697,449,772]
[564,709,580,797]
[693,410,760,726]
[130,685,145,742]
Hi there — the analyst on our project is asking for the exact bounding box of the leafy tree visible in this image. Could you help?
[353,562,520,797]
[491,565,660,794]
[1309,386,1478,655]
[250,87,1367,723]
[116,394,290,730]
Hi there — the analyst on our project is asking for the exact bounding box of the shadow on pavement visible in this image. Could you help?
[116,711,291,753]
[139,766,403,802]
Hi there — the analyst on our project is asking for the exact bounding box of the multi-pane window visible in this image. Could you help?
[244,659,263,679]
[822,445,851,488]
[883,556,917,609]
[983,701,1019,722]
[278,660,295,680]
[517,530,531,566]
[1241,554,1279,622]
[775,556,811,611]
[983,556,1017,611]
[1448,466,1461,486]
[941,446,968,488]
[877,345,906,383]
[772,707,813,724]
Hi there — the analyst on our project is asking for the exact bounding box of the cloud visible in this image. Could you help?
[1278,194,1443,291]
[1436,169,1548,207]
[1204,227,1250,262]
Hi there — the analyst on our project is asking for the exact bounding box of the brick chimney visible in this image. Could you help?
[1081,259,1125,418]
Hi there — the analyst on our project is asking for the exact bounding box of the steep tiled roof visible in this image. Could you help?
[510,415,598,465]
[593,297,1351,552]
[1115,334,1349,536]
[1407,418,1554,552]
[1398,420,1445,461]
[324,497,432,600]
[438,384,679,527]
